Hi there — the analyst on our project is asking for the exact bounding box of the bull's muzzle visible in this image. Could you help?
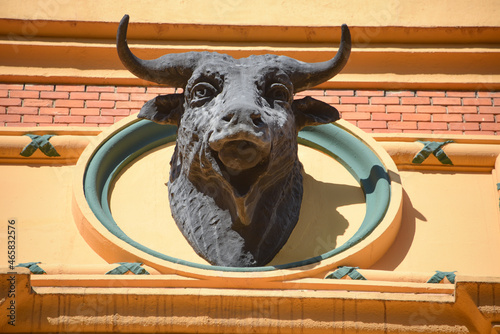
[209,127,271,169]
[209,109,271,171]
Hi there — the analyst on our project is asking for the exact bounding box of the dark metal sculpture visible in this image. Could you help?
[117,15,351,267]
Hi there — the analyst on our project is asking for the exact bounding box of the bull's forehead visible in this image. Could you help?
[187,54,292,89]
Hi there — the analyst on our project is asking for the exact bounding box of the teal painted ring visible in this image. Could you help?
[84,119,391,272]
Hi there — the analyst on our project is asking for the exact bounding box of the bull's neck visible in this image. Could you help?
[233,158,302,227]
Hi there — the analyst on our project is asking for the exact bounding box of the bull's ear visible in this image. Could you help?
[292,96,340,130]
[137,93,184,125]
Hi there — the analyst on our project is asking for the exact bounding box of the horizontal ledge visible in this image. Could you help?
[1,70,499,91]
[1,19,500,44]
[0,264,447,284]
[2,36,499,89]
[376,139,500,171]
[29,275,455,296]
[0,134,94,165]
[1,129,500,168]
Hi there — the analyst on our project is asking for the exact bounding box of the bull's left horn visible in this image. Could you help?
[117,14,202,87]
[284,24,351,93]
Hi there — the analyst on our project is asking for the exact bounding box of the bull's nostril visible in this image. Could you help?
[222,113,234,122]
[251,114,264,127]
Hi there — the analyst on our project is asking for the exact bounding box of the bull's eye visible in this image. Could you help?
[267,83,291,104]
[190,82,218,106]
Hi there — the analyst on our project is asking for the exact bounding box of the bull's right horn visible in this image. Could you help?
[117,14,202,87]
[283,24,351,93]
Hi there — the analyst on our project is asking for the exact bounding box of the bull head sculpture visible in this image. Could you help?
[117,15,351,267]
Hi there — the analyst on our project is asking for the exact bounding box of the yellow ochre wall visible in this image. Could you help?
[1,0,499,90]
[1,1,500,333]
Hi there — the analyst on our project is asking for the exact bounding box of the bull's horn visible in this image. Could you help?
[117,14,201,87]
[285,24,351,93]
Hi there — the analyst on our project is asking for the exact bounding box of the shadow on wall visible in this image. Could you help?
[369,190,426,271]
[269,172,364,266]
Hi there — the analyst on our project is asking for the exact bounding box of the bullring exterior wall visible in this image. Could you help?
[1,1,500,333]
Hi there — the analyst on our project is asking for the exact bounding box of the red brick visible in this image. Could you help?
[357,120,387,129]
[477,92,500,98]
[0,98,22,106]
[324,90,354,96]
[70,92,100,100]
[355,90,385,97]
[54,115,84,123]
[464,114,494,122]
[55,85,85,92]
[479,106,500,114]
[371,97,400,105]
[449,123,479,131]
[341,112,370,120]
[115,101,144,109]
[0,114,21,122]
[481,123,500,131]
[465,130,496,135]
[24,99,53,107]
[7,107,38,115]
[146,87,176,94]
[357,105,385,113]
[70,108,100,116]
[86,100,115,108]
[25,84,54,91]
[40,91,69,99]
[0,84,23,90]
[0,90,7,98]
[85,115,114,124]
[114,116,129,123]
[23,115,53,123]
[434,130,463,135]
[494,98,500,106]
[101,93,129,101]
[55,100,84,108]
[447,106,477,114]
[43,123,69,127]
[9,90,39,98]
[315,96,340,104]
[39,107,69,115]
[416,106,447,114]
[446,91,476,97]
[372,113,400,121]
[386,105,415,113]
[402,114,431,121]
[101,108,130,116]
[341,96,369,104]
[433,114,462,122]
[337,104,355,112]
[418,122,448,130]
[0,107,5,114]
[295,90,324,96]
[417,91,446,97]
[57,123,99,128]
[6,122,37,127]
[388,121,417,130]
[386,91,414,97]
[372,128,403,134]
[432,97,461,105]
[406,129,434,134]
[462,98,492,106]
[116,86,146,93]
[86,86,115,92]
[401,97,430,105]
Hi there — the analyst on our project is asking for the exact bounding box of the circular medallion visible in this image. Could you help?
[73,116,402,280]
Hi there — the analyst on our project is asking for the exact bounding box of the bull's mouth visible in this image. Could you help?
[212,140,270,196]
